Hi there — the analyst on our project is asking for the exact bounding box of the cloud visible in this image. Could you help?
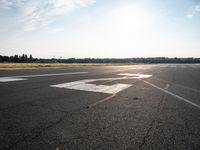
[47,28,64,34]
[0,0,95,31]
[194,4,200,12]
[186,4,200,19]
[0,0,25,9]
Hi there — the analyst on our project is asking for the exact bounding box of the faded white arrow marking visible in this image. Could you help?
[51,73,152,94]
[51,78,132,94]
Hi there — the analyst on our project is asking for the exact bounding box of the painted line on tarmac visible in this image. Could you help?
[141,79,200,110]
[0,72,88,82]
[87,94,116,108]
[0,77,27,82]
[152,77,200,94]
[7,72,88,78]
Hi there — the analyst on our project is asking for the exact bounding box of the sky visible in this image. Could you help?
[0,0,200,58]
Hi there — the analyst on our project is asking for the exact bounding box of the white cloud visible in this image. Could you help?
[0,0,95,31]
[0,0,26,9]
[186,4,200,19]
[194,4,200,12]
[0,0,13,9]
[186,13,193,18]
[46,28,64,34]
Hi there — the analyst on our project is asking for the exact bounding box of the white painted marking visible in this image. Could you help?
[118,73,152,79]
[141,79,200,109]
[51,78,132,94]
[0,77,27,82]
[164,84,170,90]
[51,73,152,94]
[7,72,88,78]
[88,94,116,108]
[0,72,88,82]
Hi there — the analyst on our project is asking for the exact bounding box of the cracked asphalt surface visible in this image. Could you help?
[0,64,200,150]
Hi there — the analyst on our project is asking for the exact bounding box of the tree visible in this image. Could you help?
[29,54,33,62]
[14,55,19,62]
[24,54,28,62]
[21,54,25,62]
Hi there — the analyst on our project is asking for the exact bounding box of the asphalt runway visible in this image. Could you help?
[0,64,200,150]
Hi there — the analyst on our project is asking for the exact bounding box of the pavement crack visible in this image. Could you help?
[138,119,156,150]
[138,94,165,150]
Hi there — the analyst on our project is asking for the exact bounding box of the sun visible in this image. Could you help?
[110,4,153,33]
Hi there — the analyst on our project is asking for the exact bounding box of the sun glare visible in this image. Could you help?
[110,4,153,33]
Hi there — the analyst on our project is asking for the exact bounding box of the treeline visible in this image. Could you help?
[0,54,33,63]
[0,54,200,64]
[58,57,200,64]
